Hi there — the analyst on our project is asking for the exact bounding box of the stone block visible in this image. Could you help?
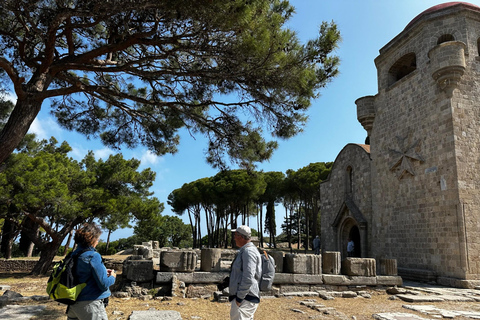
[307,254,322,275]
[376,276,403,286]
[292,274,323,284]
[133,245,153,259]
[396,294,444,303]
[273,273,322,284]
[379,259,397,276]
[123,259,154,282]
[436,277,480,289]
[322,274,348,285]
[397,267,436,282]
[156,272,174,284]
[284,254,307,274]
[152,257,160,270]
[267,250,284,273]
[282,291,319,296]
[272,273,293,284]
[128,310,182,320]
[221,249,237,261]
[155,271,229,284]
[200,248,222,272]
[279,285,311,293]
[160,251,197,272]
[344,276,377,286]
[141,241,153,248]
[342,258,376,277]
[322,251,341,274]
[284,254,322,274]
[125,255,144,260]
[152,241,159,249]
[152,249,161,258]
[181,272,228,284]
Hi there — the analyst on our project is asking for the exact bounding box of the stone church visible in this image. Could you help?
[320,2,480,288]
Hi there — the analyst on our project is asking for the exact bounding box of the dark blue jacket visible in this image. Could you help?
[73,246,115,301]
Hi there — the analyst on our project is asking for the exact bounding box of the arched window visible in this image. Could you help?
[437,34,454,45]
[388,53,416,86]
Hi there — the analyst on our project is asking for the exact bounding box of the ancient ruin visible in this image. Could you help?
[115,241,401,300]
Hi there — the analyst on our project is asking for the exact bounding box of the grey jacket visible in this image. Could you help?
[229,242,262,303]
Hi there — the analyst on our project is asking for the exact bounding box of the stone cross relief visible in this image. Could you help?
[389,134,425,179]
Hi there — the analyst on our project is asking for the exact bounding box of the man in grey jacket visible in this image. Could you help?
[229,225,262,320]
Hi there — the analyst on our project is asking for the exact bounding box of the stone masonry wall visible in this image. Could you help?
[366,5,478,279]
[0,259,45,273]
[320,143,372,258]
[452,13,480,280]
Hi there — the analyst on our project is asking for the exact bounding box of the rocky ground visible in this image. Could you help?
[2,272,480,320]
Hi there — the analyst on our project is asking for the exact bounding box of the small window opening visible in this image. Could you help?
[477,38,480,56]
[388,53,417,86]
[437,34,455,45]
[346,166,353,196]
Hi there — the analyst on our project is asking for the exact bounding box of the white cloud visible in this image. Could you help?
[28,117,62,141]
[70,145,89,161]
[140,149,161,166]
[94,147,115,160]
[29,118,48,140]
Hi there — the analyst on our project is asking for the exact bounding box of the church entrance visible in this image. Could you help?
[348,225,361,257]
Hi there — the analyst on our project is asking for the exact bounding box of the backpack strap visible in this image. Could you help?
[73,247,92,259]
[263,250,269,260]
[71,247,94,280]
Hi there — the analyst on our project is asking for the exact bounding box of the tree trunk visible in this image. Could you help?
[187,209,196,248]
[19,234,35,257]
[286,206,292,252]
[19,218,39,257]
[0,218,16,259]
[31,241,61,275]
[196,213,202,248]
[305,199,309,254]
[297,206,301,251]
[312,199,319,240]
[105,229,112,255]
[0,97,43,164]
[259,205,264,248]
[62,230,74,256]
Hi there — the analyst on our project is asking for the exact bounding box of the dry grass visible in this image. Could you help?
[3,272,480,320]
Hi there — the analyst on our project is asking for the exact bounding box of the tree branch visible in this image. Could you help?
[0,57,25,99]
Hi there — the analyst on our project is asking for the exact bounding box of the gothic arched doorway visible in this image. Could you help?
[332,200,368,258]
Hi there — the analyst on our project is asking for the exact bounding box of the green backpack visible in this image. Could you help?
[46,248,90,305]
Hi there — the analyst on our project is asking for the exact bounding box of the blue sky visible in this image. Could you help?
[18,0,478,242]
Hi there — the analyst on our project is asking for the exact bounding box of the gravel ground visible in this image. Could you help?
[3,273,480,320]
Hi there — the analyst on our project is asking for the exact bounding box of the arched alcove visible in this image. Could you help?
[437,34,455,44]
[388,52,417,86]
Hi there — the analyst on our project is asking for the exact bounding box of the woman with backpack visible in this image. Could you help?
[67,223,116,320]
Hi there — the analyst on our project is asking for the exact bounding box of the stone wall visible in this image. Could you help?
[0,258,123,274]
[320,2,480,285]
[368,4,475,280]
[121,247,403,297]
[0,259,43,273]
